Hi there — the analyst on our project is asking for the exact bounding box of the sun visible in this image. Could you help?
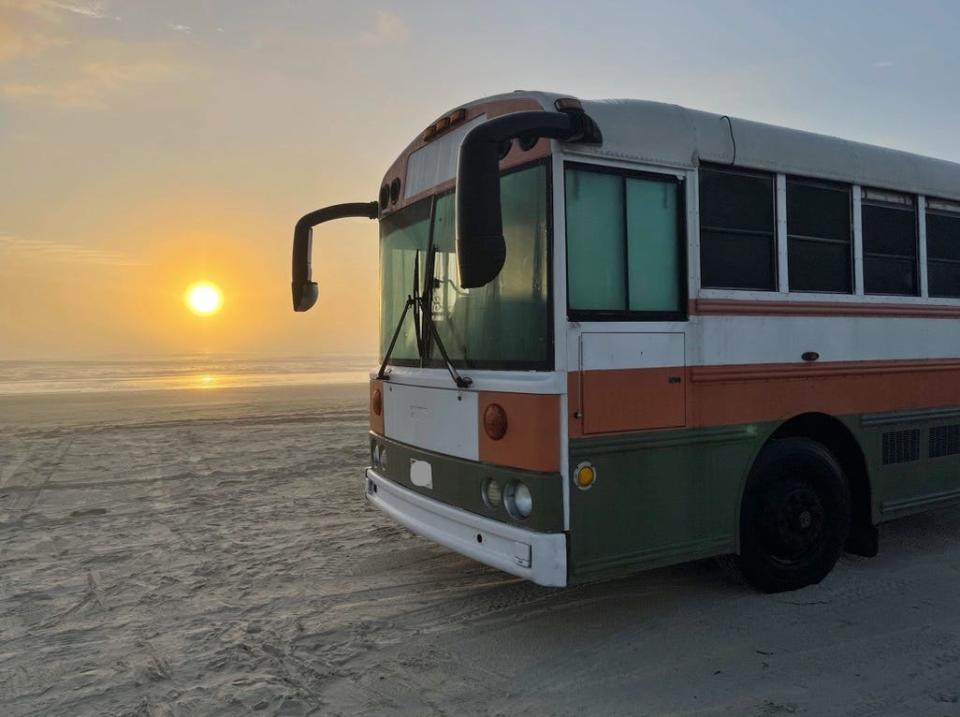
[185,281,223,316]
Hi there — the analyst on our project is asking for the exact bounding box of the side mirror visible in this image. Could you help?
[455,103,601,289]
[291,201,379,311]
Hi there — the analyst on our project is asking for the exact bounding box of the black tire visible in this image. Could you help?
[737,438,851,593]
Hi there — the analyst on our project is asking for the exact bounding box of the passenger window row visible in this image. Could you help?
[699,165,960,298]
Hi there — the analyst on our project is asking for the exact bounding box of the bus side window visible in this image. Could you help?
[786,178,853,294]
[699,166,776,291]
[862,188,919,296]
[565,165,683,320]
[926,199,960,298]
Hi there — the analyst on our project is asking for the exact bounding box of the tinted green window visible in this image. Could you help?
[626,178,681,311]
[565,170,625,311]
[379,200,431,361]
[565,166,683,316]
[379,163,550,369]
[428,163,550,367]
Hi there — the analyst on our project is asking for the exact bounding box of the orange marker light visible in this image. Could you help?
[449,108,467,125]
[574,462,596,490]
[483,403,508,441]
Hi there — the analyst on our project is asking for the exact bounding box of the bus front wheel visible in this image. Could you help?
[737,438,851,593]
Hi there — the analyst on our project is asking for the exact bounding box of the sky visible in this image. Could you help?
[1,0,959,360]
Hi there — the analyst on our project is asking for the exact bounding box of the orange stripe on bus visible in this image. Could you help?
[478,391,561,473]
[570,358,960,436]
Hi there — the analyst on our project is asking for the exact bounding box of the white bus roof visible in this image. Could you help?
[494,91,960,203]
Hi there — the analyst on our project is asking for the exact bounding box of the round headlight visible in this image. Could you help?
[504,480,533,519]
[481,478,502,509]
[378,445,388,471]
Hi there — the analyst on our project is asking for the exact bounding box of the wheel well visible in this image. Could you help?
[767,413,874,541]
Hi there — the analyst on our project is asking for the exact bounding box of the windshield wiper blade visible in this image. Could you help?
[376,293,472,389]
[377,294,416,381]
[423,312,472,389]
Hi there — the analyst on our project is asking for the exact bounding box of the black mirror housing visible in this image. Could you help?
[455,107,601,289]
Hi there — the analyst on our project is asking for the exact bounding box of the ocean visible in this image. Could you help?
[0,354,376,395]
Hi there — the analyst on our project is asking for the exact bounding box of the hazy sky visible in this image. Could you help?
[2,0,959,360]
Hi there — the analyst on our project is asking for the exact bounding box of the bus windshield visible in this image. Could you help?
[379,162,551,371]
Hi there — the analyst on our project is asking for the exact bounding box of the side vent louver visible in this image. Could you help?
[882,429,920,465]
[929,425,960,459]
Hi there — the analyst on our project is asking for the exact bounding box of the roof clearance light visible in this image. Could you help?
[483,403,508,441]
[435,116,451,133]
[449,108,467,125]
[554,97,583,112]
[574,462,597,490]
[422,124,438,142]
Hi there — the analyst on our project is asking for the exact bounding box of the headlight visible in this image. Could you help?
[504,480,533,519]
[481,478,502,508]
[371,442,387,471]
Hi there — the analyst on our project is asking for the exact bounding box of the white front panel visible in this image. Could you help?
[383,383,478,460]
[580,332,686,370]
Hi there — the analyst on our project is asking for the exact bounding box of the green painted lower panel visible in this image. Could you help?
[568,423,772,582]
[568,407,960,583]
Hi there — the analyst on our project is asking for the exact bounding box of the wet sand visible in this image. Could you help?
[2,384,960,716]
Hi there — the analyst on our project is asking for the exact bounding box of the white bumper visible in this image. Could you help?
[364,468,568,587]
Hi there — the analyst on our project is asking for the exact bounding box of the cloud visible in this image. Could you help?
[29,0,108,20]
[356,11,408,46]
[0,234,140,267]
[0,22,66,62]
[1,58,173,108]
[167,23,191,34]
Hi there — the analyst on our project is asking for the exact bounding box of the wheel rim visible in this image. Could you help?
[757,480,827,563]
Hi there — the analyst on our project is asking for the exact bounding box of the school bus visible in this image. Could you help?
[292,92,960,592]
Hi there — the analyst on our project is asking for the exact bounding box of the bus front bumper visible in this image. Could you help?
[364,467,568,587]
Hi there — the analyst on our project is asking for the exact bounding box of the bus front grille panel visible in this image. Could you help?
[929,425,960,459]
[882,429,921,465]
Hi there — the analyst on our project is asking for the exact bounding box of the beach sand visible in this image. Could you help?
[3,383,960,716]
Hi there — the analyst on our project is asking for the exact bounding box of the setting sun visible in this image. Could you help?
[185,281,223,316]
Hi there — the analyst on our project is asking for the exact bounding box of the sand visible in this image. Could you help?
[3,383,960,716]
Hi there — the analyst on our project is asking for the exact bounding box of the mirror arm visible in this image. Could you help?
[292,201,379,312]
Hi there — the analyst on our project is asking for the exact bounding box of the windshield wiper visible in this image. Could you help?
[376,292,472,389]
[377,194,472,389]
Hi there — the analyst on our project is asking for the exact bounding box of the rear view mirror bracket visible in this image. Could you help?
[291,201,379,312]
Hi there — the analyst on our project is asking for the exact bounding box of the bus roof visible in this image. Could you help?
[491,91,960,202]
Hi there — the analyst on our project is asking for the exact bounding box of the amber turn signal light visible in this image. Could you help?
[372,388,383,416]
[483,403,508,441]
[574,462,596,490]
